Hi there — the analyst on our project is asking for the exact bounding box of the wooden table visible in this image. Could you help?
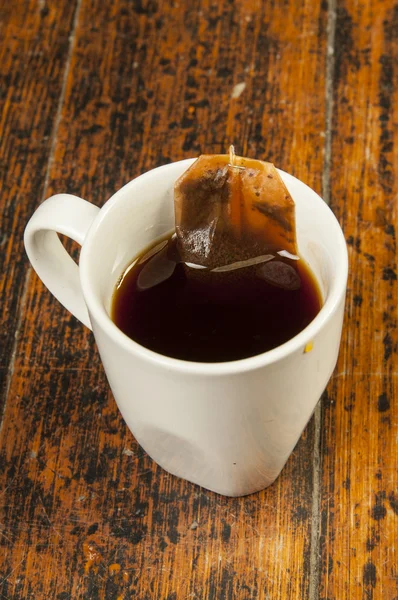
[1,1,397,598]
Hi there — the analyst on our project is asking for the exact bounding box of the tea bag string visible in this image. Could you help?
[228,145,246,170]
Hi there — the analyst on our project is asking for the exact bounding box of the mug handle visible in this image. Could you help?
[24,194,100,330]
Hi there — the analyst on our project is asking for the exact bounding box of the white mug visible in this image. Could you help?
[24,159,348,497]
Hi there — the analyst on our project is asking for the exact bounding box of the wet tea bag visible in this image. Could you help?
[174,147,298,271]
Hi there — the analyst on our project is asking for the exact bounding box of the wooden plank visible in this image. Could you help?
[1,0,328,598]
[0,0,78,397]
[320,2,398,598]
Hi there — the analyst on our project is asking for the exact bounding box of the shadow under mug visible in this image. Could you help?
[24,159,348,497]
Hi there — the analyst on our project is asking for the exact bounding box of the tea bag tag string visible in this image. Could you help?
[228,145,246,170]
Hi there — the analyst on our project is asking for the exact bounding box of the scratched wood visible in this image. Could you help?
[319,2,398,599]
[0,0,330,598]
[0,0,79,404]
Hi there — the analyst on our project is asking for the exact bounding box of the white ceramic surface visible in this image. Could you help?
[24,159,348,497]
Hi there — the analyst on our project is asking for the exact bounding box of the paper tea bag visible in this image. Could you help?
[174,148,297,270]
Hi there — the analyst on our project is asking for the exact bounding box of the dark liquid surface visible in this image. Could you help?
[112,234,322,363]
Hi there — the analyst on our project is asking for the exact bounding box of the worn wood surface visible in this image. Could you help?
[0,0,79,406]
[0,1,396,599]
[320,2,398,599]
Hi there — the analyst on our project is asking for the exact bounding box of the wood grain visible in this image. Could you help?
[0,0,329,599]
[0,0,79,401]
[320,2,398,599]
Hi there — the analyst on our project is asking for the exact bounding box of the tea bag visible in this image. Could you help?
[174,147,297,270]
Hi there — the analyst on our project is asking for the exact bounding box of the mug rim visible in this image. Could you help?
[80,159,348,375]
